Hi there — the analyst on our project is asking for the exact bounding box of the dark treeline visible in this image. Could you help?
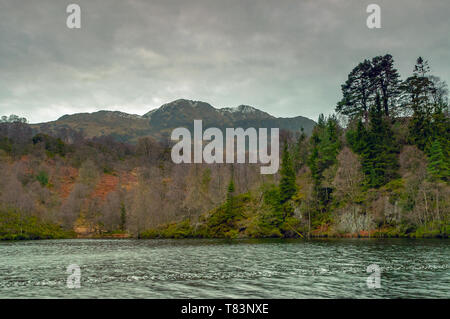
[296,55,448,238]
[0,54,448,240]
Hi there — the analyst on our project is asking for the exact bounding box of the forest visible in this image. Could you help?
[0,54,448,240]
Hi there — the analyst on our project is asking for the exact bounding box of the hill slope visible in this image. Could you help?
[31,99,316,143]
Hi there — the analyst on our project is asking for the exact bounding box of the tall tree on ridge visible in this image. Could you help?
[401,57,435,151]
[371,54,402,117]
[337,59,374,122]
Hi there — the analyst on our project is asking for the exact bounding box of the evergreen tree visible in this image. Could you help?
[401,57,435,151]
[279,141,297,204]
[429,76,449,107]
[414,57,430,77]
[371,54,402,117]
[431,106,450,161]
[293,127,307,172]
[398,57,450,155]
[225,178,235,217]
[427,140,448,181]
[337,54,401,120]
[336,59,374,122]
[307,115,341,213]
[348,95,399,188]
[346,119,368,154]
[308,115,341,184]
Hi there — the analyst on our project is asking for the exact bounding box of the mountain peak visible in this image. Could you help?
[144,99,215,119]
[220,104,273,117]
[236,105,257,113]
[32,99,316,144]
[145,99,276,118]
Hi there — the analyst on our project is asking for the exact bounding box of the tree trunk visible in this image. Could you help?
[308,210,311,240]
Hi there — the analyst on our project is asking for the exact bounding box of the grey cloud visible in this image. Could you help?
[0,0,449,123]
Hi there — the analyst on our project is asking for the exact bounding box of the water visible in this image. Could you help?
[0,238,448,298]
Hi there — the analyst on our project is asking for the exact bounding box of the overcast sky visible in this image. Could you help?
[0,0,449,123]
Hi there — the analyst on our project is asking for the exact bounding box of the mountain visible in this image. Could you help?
[32,110,150,143]
[31,99,316,143]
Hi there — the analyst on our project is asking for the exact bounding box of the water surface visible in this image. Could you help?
[0,238,448,298]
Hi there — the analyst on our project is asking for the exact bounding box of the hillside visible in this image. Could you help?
[0,54,448,240]
[31,99,316,143]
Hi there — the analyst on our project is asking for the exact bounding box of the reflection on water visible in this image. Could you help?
[0,238,448,298]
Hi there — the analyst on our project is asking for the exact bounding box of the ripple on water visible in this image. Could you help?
[0,238,448,298]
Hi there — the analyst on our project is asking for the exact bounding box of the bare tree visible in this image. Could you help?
[60,183,89,229]
[332,147,364,203]
[99,191,123,232]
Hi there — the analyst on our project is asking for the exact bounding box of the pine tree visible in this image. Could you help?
[349,94,399,188]
[307,115,341,213]
[431,105,450,160]
[336,59,374,122]
[225,178,235,217]
[337,54,401,120]
[414,57,430,77]
[371,54,402,117]
[427,140,448,181]
[293,127,307,172]
[308,115,341,185]
[279,141,297,204]
[402,57,435,151]
[347,119,368,153]
[408,108,433,152]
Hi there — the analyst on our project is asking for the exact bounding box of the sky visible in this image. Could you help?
[0,0,449,124]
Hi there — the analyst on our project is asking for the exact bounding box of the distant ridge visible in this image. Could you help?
[32,99,316,143]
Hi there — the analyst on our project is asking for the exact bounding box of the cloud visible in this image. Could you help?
[0,0,449,123]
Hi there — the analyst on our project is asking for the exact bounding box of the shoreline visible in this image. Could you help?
[1,233,448,241]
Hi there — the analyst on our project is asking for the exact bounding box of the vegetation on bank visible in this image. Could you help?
[0,54,448,240]
[0,207,75,240]
[142,55,449,240]
[140,163,448,239]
